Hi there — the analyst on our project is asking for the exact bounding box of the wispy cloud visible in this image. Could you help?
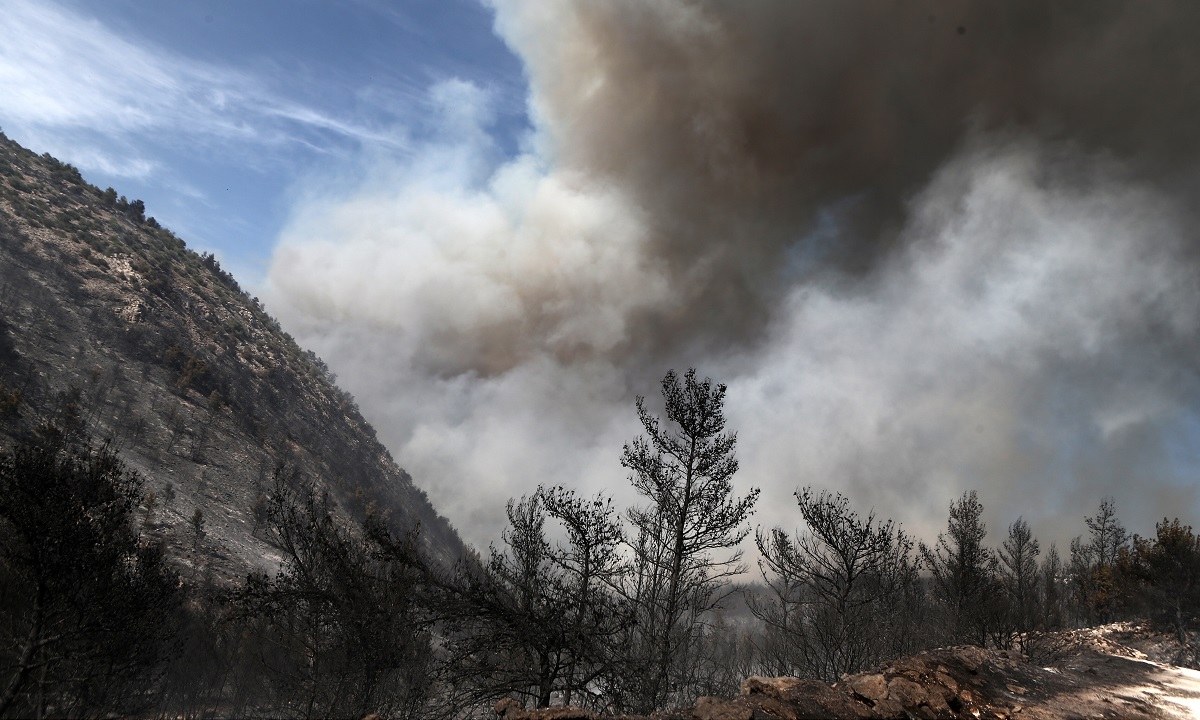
[15,133,161,181]
[263,104,410,152]
[0,0,409,177]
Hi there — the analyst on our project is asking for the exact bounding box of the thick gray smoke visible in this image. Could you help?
[267,1,1200,548]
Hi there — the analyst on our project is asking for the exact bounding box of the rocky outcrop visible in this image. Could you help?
[494,627,1200,720]
[493,647,1010,720]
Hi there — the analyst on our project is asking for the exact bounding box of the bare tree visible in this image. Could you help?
[752,488,919,681]
[229,471,434,718]
[430,494,573,710]
[621,369,759,711]
[487,494,567,708]
[0,431,181,718]
[1041,544,1065,630]
[539,485,625,708]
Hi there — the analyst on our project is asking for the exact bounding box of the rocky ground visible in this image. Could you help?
[494,622,1200,720]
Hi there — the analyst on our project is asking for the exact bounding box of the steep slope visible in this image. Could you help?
[0,132,463,578]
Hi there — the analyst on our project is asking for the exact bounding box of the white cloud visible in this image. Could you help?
[0,0,409,175]
[266,81,670,544]
[724,141,1200,544]
[269,128,1200,552]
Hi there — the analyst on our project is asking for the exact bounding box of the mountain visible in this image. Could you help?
[0,131,464,578]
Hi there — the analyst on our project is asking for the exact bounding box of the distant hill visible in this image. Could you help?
[0,131,464,578]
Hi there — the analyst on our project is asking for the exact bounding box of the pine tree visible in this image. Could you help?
[999,517,1041,636]
[621,369,759,710]
[920,491,1001,647]
[0,432,181,717]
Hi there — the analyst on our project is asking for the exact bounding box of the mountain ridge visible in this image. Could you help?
[0,131,464,578]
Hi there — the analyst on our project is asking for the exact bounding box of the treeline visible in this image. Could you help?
[2,370,1199,718]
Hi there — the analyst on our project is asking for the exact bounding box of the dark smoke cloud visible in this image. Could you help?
[500,0,1200,364]
[267,1,1200,548]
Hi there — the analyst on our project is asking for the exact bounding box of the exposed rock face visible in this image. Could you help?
[0,133,464,577]
[494,626,1200,720]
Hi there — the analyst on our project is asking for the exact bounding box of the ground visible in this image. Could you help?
[494,622,1200,719]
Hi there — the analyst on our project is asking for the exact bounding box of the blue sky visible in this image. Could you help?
[0,0,527,283]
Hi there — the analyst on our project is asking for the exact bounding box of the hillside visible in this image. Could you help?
[0,131,463,578]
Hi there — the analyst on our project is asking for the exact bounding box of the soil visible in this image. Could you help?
[494,623,1200,720]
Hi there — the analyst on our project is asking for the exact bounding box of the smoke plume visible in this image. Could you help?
[267,1,1200,548]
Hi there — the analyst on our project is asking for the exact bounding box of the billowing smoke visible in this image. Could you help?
[266,1,1200,549]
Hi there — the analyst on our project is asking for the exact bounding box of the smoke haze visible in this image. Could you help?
[267,1,1200,548]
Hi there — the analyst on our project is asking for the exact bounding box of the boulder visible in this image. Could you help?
[740,676,809,698]
[886,676,928,708]
[691,697,752,720]
[844,674,888,704]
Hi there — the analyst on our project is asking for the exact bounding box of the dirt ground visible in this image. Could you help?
[494,622,1200,719]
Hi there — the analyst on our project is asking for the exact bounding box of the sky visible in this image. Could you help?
[0,0,526,281]
[4,0,1200,556]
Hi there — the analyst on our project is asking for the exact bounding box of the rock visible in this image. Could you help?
[958,648,985,674]
[923,685,952,716]
[692,697,752,720]
[741,675,876,719]
[492,704,597,720]
[541,710,596,719]
[845,674,888,704]
[743,695,803,720]
[503,629,1200,720]
[886,677,928,708]
[934,671,959,694]
[740,676,808,698]
[866,697,906,718]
